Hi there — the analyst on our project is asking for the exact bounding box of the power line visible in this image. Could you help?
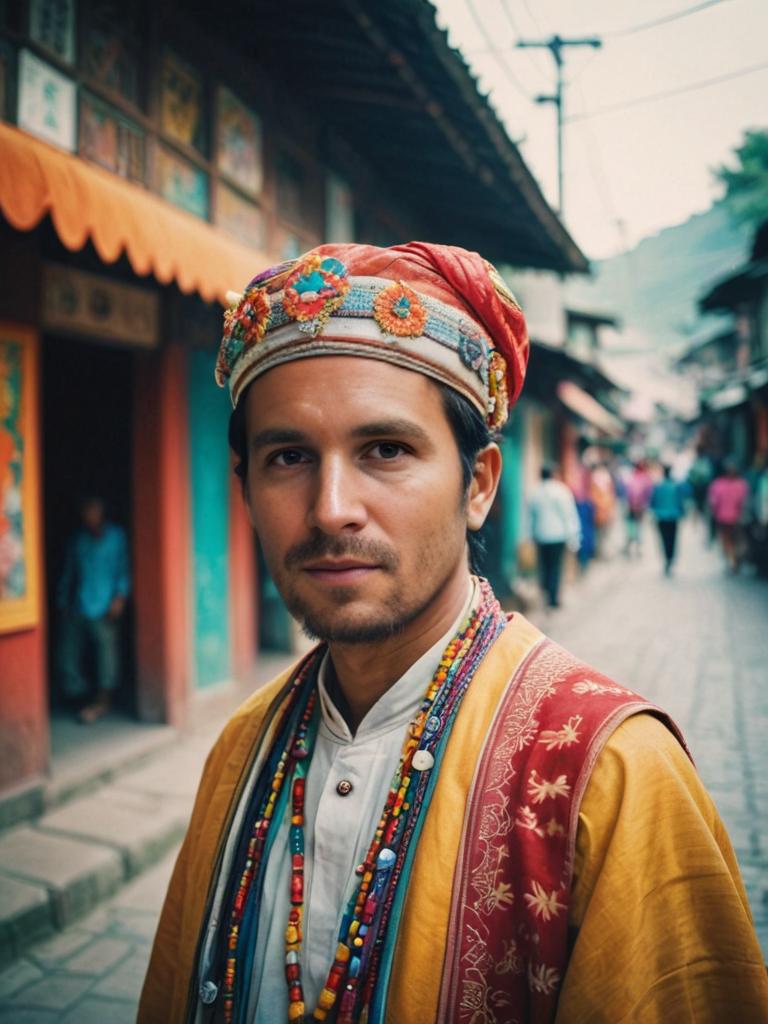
[467,0,733,53]
[575,81,624,253]
[516,35,603,214]
[498,0,520,39]
[567,60,768,122]
[499,0,552,86]
[520,0,545,36]
[603,0,732,38]
[464,0,530,101]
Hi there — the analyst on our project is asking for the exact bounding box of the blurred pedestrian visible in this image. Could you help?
[572,462,596,570]
[708,459,749,573]
[650,466,687,575]
[687,447,714,520]
[528,465,581,608]
[745,451,768,575]
[589,462,616,557]
[623,459,654,557]
[56,496,131,723]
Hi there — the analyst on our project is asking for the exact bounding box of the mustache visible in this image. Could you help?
[285,533,399,572]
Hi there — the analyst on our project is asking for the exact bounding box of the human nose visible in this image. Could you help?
[307,456,367,534]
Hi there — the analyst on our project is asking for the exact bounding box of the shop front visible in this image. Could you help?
[0,124,264,803]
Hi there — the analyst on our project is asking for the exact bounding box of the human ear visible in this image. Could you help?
[467,443,502,531]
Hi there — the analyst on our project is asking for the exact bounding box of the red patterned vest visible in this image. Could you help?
[437,636,687,1023]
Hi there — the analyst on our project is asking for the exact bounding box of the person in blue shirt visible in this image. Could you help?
[56,496,131,723]
[650,466,689,576]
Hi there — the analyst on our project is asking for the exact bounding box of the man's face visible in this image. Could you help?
[242,357,481,644]
[81,500,104,534]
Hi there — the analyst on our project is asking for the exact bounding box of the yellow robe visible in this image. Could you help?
[139,615,768,1023]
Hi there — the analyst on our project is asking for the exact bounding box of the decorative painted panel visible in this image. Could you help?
[82,2,142,108]
[160,50,206,154]
[79,91,144,182]
[217,86,262,197]
[17,48,76,151]
[157,145,209,219]
[0,325,40,634]
[28,0,75,65]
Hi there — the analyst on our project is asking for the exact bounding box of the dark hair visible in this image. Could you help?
[229,381,494,572]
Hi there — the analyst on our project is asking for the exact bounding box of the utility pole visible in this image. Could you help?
[516,34,602,216]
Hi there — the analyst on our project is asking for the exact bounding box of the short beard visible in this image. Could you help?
[293,582,442,645]
[276,532,461,645]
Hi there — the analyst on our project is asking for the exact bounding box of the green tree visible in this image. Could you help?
[715,129,768,229]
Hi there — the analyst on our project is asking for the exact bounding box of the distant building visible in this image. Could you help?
[683,220,768,466]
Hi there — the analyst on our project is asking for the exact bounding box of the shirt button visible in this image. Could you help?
[336,779,354,796]
[199,980,218,1004]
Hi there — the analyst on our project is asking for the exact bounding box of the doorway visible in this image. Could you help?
[42,334,136,716]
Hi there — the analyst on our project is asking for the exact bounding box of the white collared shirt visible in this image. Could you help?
[249,581,475,1022]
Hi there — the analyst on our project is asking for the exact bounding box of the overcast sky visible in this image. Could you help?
[431,0,768,260]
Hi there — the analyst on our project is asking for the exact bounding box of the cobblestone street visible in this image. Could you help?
[1,520,765,1021]
[542,518,768,960]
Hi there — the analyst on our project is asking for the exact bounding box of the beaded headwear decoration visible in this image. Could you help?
[215,241,529,431]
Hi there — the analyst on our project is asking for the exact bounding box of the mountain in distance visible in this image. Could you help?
[566,203,752,354]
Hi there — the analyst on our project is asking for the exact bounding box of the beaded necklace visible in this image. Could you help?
[220,579,506,1024]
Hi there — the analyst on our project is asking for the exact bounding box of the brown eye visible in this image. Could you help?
[272,449,307,466]
[370,443,405,460]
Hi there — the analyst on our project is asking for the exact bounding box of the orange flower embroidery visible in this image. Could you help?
[373,281,428,338]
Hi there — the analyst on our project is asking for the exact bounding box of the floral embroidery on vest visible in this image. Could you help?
[438,638,684,1024]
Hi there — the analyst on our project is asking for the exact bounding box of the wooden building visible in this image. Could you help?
[0,0,585,803]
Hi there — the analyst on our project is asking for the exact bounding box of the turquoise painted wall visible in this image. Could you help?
[499,410,524,589]
[481,409,524,597]
[188,349,231,687]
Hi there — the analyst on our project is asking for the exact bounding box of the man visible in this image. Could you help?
[528,466,581,609]
[56,496,130,723]
[650,465,688,576]
[140,244,767,1023]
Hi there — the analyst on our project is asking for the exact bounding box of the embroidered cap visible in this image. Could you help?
[215,242,529,430]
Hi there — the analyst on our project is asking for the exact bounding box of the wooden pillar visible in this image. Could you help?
[132,343,190,726]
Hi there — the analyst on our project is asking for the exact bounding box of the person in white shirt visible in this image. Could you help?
[528,465,581,608]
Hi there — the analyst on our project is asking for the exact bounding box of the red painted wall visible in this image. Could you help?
[0,325,47,791]
[0,627,48,789]
[132,343,191,726]
[229,468,257,678]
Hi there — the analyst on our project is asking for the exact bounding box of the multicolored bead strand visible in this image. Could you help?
[220,660,318,1024]
[219,579,507,1024]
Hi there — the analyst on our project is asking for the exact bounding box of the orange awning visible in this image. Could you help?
[0,123,268,306]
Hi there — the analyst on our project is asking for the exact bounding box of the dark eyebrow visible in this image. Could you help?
[350,419,432,444]
[250,420,432,450]
[250,428,308,451]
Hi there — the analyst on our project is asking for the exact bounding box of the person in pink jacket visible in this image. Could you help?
[708,459,749,572]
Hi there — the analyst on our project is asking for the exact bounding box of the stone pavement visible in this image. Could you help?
[1,520,765,1020]
[544,518,768,958]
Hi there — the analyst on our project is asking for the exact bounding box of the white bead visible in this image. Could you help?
[412,750,435,772]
